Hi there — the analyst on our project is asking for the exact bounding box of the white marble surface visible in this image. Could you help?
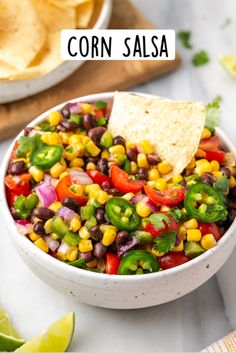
[0,0,236,351]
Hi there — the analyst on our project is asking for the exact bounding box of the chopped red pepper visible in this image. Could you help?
[199,136,220,151]
[111,165,145,194]
[203,149,225,163]
[87,170,112,187]
[105,252,120,275]
[5,173,31,197]
[55,175,87,205]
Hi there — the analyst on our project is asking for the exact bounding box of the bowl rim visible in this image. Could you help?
[0,91,236,283]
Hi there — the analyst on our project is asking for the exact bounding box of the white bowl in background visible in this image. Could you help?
[0,0,112,104]
[0,91,236,309]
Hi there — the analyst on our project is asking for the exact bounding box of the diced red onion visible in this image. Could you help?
[57,206,78,222]
[136,145,143,153]
[43,174,58,188]
[68,102,81,114]
[69,170,93,185]
[117,237,139,257]
[15,221,33,236]
[145,198,159,212]
[44,236,59,252]
[36,182,57,208]
[130,194,146,205]
[57,241,70,255]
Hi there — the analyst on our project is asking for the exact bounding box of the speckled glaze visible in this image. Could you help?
[0,0,112,104]
[0,92,236,309]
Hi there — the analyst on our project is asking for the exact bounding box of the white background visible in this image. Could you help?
[0,0,236,351]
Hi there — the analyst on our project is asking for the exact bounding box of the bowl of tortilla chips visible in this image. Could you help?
[1,91,236,309]
[0,0,112,103]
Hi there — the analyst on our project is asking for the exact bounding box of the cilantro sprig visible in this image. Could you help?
[169,208,186,224]
[143,213,170,229]
[205,96,222,131]
[16,133,45,157]
[153,230,177,254]
[177,31,192,49]
[192,50,209,66]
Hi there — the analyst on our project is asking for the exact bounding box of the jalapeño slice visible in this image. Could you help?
[30,145,63,170]
[118,250,160,275]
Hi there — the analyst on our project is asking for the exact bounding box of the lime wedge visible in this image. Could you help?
[15,312,75,352]
[0,307,25,351]
[220,54,236,78]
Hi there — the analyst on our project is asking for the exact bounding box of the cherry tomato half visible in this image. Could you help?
[159,252,191,270]
[5,174,31,197]
[105,252,120,275]
[144,186,185,206]
[87,170,112,187]
[198,222,222,241]
[199,136,220,151]
[55,175,87,205]
[203,149,225,163]
[111,165,145,194]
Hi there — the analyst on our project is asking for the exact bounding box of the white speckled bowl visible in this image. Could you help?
[0,92,236,309]
[0,0,112,104]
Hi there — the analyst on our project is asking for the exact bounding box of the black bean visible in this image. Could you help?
[230,186,236,198]
[95,208,106,224]
[24,127,34,136]
[136,168,148,180]
[61,103,71,119]
[33,221,46,236]
[93,242,107,259]
[147,154,161,165]
[101,180,110,192]
[116,237,139,257]
[220,167,232,177]
[79,251,93,263]
[10,208,21,220]
[57,120,77,132]
[109,188,124,196]
[87,156,99,164]
[97,158,108,175]
[115,231,129,246]
[200,173,217,185]
[88,127,106,145]
[8,161,26,175]
[89,226,103,241]
[82,114,96,130]
[32,207,54,220]
[127,148,137,162]
[113,135,126,147]
[62,197,79,212]
[228,208,236,224]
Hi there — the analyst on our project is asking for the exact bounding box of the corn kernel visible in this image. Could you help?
[172,174,183,184]
[59,171,69,180]
[49,201,62,213]
[48,132,62,145]
[155,178,167,191]
[81,103,93,113]
[172,240,184,252]
[147,181,156,188]
[187,229,202,242]
[195,149,207,158]
[130,161,138,174]
[64,144,79,161]
[70,184,83,197]
[109,145,126,155]
[210,160,220,172]
[100,224,117,233]
[81,136,91,144]
[85,141,101,157]
[201,127,212,140]
[167,183,174,189]
[51,233,59,240]
[196,159,209,166]
[187,157,196,169]
[137,153,149,168]
[68,134,81,145]
[183,218,198,229]
[44,219,53,234]
[69,217,81,232]
[139,140,153,154]
[50,162,65,178]
[70,158,84,168]
[178,225,187,240]
[160,205,171,212]
[86,162,97,171]
[40,133,49,144]
[79,226,90,239]
[101,150,109,159]
[85,183,100,194]
[201,234,217,250]
[157,161,172,175]
[136,202,152,217]
[29,232,40,242]
[97,190,108,204]
[151,248,165,257]
[34,238,49,253]
[122,193,135,201]
[229,176,236,188]
[125,141,135,149]
[148,168,160,181]
[47,111,61,126]
[79,239,93,252]
[212,171,223,181]
[59,132,71,144]
[66,247,78,262]
[87,258,98,268]
[29,166,44,182]
[102,229,117,246]
[195,161,212,176]
[57,252,67,261]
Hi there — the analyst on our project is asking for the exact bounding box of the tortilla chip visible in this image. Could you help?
[32,0,76,32]
[108,92,206,180]
[0,0,46,71]
[76,0,94,28]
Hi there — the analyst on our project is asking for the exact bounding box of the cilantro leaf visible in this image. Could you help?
[213,175,230,203]
[192,50,209,66]
[153,230,177,254]
[16,134,45,157]
[205,96,222,131]
[169,208,186,224]
[143,213,171,230]
[177,31,192,49]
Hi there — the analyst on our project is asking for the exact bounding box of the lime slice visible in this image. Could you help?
[15,312,75,352]
[0,307,25,351]
[220,54,236,77]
